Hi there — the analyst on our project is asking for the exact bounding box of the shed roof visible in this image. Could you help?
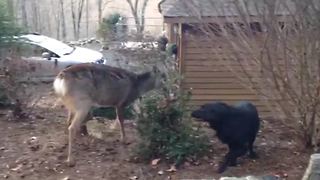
[160,0,296,18]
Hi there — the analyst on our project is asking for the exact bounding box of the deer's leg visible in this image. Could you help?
[80,111,92,136]
[67,108,89,167]
[66,110,74,127]
[64,111,74,134]
[116,106,126,143]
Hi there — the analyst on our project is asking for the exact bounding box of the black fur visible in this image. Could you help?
[191,101,260,173]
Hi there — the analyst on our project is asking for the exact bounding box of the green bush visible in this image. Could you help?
[0,0,23,108]
[97,13,123,41]
[135,70,210,166]
[0,0,22,47]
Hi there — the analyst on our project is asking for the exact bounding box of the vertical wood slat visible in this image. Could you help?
[180,33,272,117]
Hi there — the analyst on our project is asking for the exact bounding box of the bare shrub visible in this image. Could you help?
[0,55,36,119]
[183,0,320,149]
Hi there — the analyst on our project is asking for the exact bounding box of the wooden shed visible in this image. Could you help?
[159,0,294,117]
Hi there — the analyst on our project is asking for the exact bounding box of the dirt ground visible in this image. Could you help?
[0,82,311,180]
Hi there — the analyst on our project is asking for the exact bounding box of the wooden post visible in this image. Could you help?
[178,23,184,74]
[167,23,173,43]
[302,154,320,180]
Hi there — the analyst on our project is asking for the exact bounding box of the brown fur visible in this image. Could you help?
[53,63,164,166]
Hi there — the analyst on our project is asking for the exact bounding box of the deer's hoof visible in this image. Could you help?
[66,158,75,167]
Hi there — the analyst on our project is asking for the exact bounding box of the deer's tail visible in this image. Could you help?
[53,72,68,97]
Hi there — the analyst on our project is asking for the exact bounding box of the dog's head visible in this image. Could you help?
[191,102,230,126]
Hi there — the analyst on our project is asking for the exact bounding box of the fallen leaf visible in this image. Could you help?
[11,164,23,171]
[158,170,164,175]
[151,158,161,166]
[166,165,177,172]
[62,176,71,180]
[129,175,138,180]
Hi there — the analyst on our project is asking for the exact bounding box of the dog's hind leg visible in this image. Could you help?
[218,144,248,173]
[228,144,247,166]
[217,145,246,173]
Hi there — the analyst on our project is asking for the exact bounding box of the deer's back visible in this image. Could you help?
[54,63,137,107]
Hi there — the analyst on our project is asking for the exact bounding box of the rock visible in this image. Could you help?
[158,170,164,175]
[26,136,40,151]
[151,158,161,166]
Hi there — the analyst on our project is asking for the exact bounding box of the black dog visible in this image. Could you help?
[191,101,260,173]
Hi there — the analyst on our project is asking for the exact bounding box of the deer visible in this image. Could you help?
[53,63,165,166]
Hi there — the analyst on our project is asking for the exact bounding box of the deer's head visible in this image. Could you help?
[136,66,166,92]
[151,66,167,89]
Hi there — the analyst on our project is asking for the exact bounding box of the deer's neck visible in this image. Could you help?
[121,71,156,106]
[135,72,155,96]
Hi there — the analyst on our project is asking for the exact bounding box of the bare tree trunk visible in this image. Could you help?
[45,5,53,37]
[71,0,85,40]
[6,0,14,17]
[97,0,111,24]
[76,0,85,39]
[140,0,149,33]
[20,0,28,28]
[71,0,77,40]
[31,0,40,32]
[125,0,141,33]
[51,0,61,39]
[59,0,67,40]
[97,0,102,24]
[125,0,149,34]
[86,0,89,38]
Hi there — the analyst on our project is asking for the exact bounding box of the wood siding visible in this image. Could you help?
[181,34,274,118]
